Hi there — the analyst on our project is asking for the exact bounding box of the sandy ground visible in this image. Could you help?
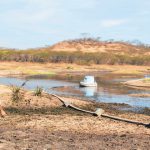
[129,93,150,97]
[124,78,150,97]
[0,62,149,77]
[0,85,150,150]
[1,113,150,150]
[124,79,150,88]
[0,62,150,149]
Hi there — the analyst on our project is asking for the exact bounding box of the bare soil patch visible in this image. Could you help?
[124,79,150,88]
[0,62,149,77]
[0,85,150,149]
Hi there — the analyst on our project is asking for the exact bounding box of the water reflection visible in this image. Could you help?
[0,77,76,90]
[0,77,150,109]
[80,86,97,97]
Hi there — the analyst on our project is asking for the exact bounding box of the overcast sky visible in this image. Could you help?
[0,0,150,49]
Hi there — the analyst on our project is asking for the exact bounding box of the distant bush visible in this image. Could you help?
[0,45,150,65]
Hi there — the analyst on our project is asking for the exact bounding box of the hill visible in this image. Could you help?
[0,38,150,65]
[39,39,150,55]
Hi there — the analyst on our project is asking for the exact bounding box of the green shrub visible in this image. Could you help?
[10,80,27,104]
[10,86,24,104]
[34,86,43,96]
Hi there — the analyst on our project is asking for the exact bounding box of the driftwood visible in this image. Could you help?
[101,114,150,127]
[0,105,7,117]
[51,94,150,128]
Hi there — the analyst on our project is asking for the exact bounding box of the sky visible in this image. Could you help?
[0,0,150,49]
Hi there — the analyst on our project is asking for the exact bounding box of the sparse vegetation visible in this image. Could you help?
[143,78,150,83]
[66,66,74,69]
[0,39,150,65]
[34,86,43,96]
[10,81,27,104]
[112,69,143,75]
[10,86,24,104]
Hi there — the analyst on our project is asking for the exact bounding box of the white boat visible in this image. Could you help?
[80,76,97,87]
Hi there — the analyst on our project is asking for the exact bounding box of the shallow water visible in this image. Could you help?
[0,77,76,91]
[0,76,150,109]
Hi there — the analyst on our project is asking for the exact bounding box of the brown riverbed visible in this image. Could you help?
[0,62,150,149]
[0,85,150,149]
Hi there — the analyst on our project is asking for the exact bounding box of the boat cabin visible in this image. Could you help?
[83,76,95,83]
[80,76,97,87]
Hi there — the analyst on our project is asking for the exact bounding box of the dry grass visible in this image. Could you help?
[0,84,150,149]
[49,40,150,55]
[0,62,149,77]
[112,69,143,75]
[124,79,150,88]
[143,78,150,82]
[0,112,150,150]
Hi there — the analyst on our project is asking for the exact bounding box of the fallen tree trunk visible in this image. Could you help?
[51,94,150,128]
[0,105,7,117]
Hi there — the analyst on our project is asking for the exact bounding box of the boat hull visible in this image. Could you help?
[79,82,97,87]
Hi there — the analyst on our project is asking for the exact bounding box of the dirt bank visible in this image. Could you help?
[0,62,149,77]
[124,79,150,88]
[0,113,150,150]
[0,84,150,149]
[129,93,150,97]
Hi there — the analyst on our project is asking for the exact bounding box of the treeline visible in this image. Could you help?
[0,49,150,65]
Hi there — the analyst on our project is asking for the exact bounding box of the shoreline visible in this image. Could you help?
[0,61,149,76]
[0,83,149,116]
[124,78,150,89]
[0,84,150,149]
[0,70,150,115]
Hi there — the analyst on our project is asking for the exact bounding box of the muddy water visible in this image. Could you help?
[0,74,150,111]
